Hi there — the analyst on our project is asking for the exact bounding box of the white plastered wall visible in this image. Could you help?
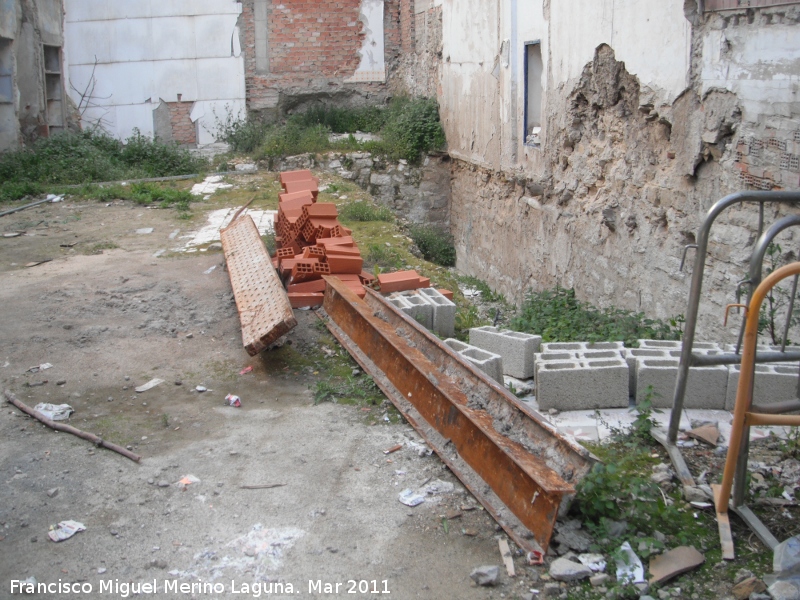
[63,0,246,145]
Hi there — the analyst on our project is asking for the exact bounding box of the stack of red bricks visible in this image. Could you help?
[273,169,373,308]
[273,169,447,308]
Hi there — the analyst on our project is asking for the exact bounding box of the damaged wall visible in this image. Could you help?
[445,1,800,339]
[240,0,400,120]
[0,0,67,150]
[62,0,246,146]
[390,0,442,99]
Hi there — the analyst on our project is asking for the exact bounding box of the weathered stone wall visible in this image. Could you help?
[273,151,451,226]
[390,2,442,99]
[450,15,800,341]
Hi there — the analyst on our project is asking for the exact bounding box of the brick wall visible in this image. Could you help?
[734,128,800,190]
[167,101,196,145]
[241,0,401,115]
[400,0,414,53]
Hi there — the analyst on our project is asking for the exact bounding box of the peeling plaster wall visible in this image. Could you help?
[0,0,67,150]
[446,2,800,340]
[63,0,245,145]
[391,0,442,99]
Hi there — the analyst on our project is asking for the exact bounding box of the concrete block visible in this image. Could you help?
[417,287,456,338]
[726,363,800,410]
[537,341,624,377]
[388,292,433,330]
[635,358,727,409]
[623,348,668,397]
[468,326,541,379]
[637,339,720,351]
[444,339,504,384]
[534,356,629,411]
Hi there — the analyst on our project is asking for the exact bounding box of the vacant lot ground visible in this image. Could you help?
[0,187,531,599]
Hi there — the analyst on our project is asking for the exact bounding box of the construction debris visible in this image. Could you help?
[135,378,164,393]
[498,539,516,577]
[648,546,705,585]
[48,520,86,542]
[469,565,499,587]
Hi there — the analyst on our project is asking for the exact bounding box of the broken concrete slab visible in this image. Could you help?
[648,546,705,585]
[469,565,499,586]
[775,535,800,574]
[732,577,766,600]
[549,557,593,581]
[686,423,719,446]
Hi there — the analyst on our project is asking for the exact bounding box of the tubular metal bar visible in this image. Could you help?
[668,192,800,443]
[781,274,799,351]
[689,351,800,366]
[735,214,800,353]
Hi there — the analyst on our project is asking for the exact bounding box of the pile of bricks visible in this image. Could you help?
[272,169,447,309]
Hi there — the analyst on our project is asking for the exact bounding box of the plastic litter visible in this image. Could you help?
[578,553,607,572]
[176,475,200,489]
[398,489,425,507]
[195,385,208,393]
[225,394,242,407]
[135,378,164,393]
[615,541,645,584]
[239,366,253,375]
[34,403,74,421]
[48,520,86,542]
[27,363,53,373]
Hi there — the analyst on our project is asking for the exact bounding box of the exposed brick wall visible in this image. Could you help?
[167,101,196,145]
[241,0,402,115]
[734,129,800,190]
[400,0,414,53]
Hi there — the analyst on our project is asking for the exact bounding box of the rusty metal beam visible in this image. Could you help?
[220,215,296,355]
[322,277,596,553]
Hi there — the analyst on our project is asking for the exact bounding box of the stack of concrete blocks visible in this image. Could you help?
[443,339,504,384]
[388,288,456,338]
[724,344,800,411]
[468,326,541,379]
[534,342,629,411]
[630,340,727,409]
[386,292,434,330]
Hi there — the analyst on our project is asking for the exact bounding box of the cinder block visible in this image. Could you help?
[637,339,720,351]
[623,348,668,397]
[444,339,504,384]
[468,326,541,379]
[537,342,624,377]
[535,357,629,411]
[388,292,433,330]
[418,287,456,338]
[726,363,800,410]
[635,358,727,409]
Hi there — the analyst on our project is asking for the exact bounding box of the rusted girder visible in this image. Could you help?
[220,215,296,355]
[322,277,596,553]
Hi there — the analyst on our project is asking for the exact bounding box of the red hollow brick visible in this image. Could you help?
[288,292,325,308]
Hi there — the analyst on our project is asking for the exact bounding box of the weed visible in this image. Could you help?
[87,241,119,255]
[408,224,456,267]
[758,242,800,345]
[339,201,394,223]
[457,275,505,303]
[780,426,800,459]
[379,97,446,162]
[0,129,207,202]
[262,231,277,256]
[511,285,681,346]
[363,243,404,270]
[455,304,484,340]
[130,182,194,213]
[313,375,382,406]
[292,104,388,133]
[161,413,170,428]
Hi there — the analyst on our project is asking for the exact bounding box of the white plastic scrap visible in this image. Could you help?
[34,403,74,421]
[615,541,645,584]
[27,363,53,373]
[578,553,607,572]
[135,378,164,393]
[48,520,86,542]
[398,489,425,507]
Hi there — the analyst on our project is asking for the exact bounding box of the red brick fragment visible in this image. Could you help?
[438,289,454,301]
[288,292,324,308]
[378,270,422,293]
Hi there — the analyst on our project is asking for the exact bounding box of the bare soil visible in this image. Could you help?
[0,196,528,599]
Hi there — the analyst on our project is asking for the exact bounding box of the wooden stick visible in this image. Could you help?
[239,483,287,490]
[229,195,258,224]
[4,390,141,463]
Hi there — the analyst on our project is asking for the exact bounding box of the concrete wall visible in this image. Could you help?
[444,1,800,341]
[63,0,245,145]
[0,0,67,151]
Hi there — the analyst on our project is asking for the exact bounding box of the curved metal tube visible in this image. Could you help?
[668,191,800,442]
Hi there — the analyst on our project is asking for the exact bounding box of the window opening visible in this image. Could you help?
[524,41,543,147]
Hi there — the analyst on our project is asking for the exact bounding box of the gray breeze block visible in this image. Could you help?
[534,356,629,411]
[387,291,433,330]
[417,287,456,338]
[536,342,624,379]
[726,363,800,411]
[468,326,541,379]
[444,338,504,384]
[635,357,727,409]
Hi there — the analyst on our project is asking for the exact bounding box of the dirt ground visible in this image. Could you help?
[0,196,532,599]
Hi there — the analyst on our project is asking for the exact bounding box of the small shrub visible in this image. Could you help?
[511,285,681,346]
[339,201,393,223]
[130,182,194,212]
[363,243,404,270]
[457,275,505,303]
[381,97,446,163]
[408,224,456,267]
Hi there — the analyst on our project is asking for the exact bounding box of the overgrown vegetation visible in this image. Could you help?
[0,129,207,202]
[511,285,682,346]
[313,375,383,406]
[758,242,800,345]
[408,224,456,267]
[339,201,394,223]
[216,97,446,164]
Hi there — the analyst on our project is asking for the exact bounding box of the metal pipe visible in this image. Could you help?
[718,263,800,512]
[0,197,54,218]
[781,274,799,352]
[690,350,800,366]
[668,192,800,443]
[751,399,800,414]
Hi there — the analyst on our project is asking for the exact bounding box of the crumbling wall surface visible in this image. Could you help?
[241,0,394,120]
[63,0,245,146]
[451,18,800,339]
[390,0,442,99]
